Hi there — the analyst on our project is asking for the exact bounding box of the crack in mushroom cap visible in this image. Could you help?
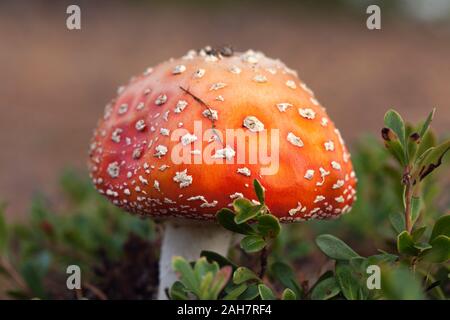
[88,47,357,222]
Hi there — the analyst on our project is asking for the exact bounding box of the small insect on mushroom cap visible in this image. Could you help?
[88,46,357,222]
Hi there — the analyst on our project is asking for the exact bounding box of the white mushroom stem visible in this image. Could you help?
[157,220,233,299]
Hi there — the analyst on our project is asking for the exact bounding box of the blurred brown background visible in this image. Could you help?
[1,0,449,218]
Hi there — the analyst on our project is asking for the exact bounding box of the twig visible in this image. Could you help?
[83,282,108,300]
[402,165,413,233]
[75,288,83,300]
[259,246,268,278]
[179,86,223,143]
[179,86,214,118]
[0,256,30,294]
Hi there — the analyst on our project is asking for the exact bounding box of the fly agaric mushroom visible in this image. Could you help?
[88,46,357,299]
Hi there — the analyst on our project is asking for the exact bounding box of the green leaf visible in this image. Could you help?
[430,215,450,242]
[348,262,369,300]
[381,266,424,300]
[384,139,407,166]
[201,250,238,270]
[199,272,215,299]
[256,214,280,238]
[233,267,260,284]
[223,284,247,300]
[314,270,334,284]
[200,255,219,273]
[235,205,264,225]
[413,242,432,251]
[407,136,419,163]
[270,262,303,298]
[310,277,340,300]
[410,196,422,225]
[315,234,360,260]
[232,198,253,216]
[258,284,276,300]
[194,257,218,280]
[422,235,450,263]
[169,281,188,300]
[335,263,362,300]
[172,256,199,294]
[389,211,405,234]
[196,260,228,300]
[397,231,419,256]
[216,209,254,235]
[413,140,450,182]
[384,110,408,164]
[238,284,260,300]
[197,272,214,300]
[253,179,265,204]
[384,109,406,149]
[281,288,297,300]
[209,266,232,299]
[418,108,435,139]
[349,256,369,273]
[240,235,266,253]
[417,130,436,159]
[411,226,427,242]
[367,253,398,265]
[195,261,224,299]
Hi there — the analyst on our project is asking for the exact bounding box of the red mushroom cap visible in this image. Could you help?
[88,48,357,222]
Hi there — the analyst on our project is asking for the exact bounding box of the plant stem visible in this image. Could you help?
[403,165,413,233]
[84,282,108,300]
[0,256,29,294]
[259,246,268,278]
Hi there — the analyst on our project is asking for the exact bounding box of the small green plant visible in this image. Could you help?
[170,108,449,300]
[0,170,157,299]
[170,256,232,300]
[308,109,450,300]
[169,180,296,300]
[382,108,448,233]
[217,180,280,276]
